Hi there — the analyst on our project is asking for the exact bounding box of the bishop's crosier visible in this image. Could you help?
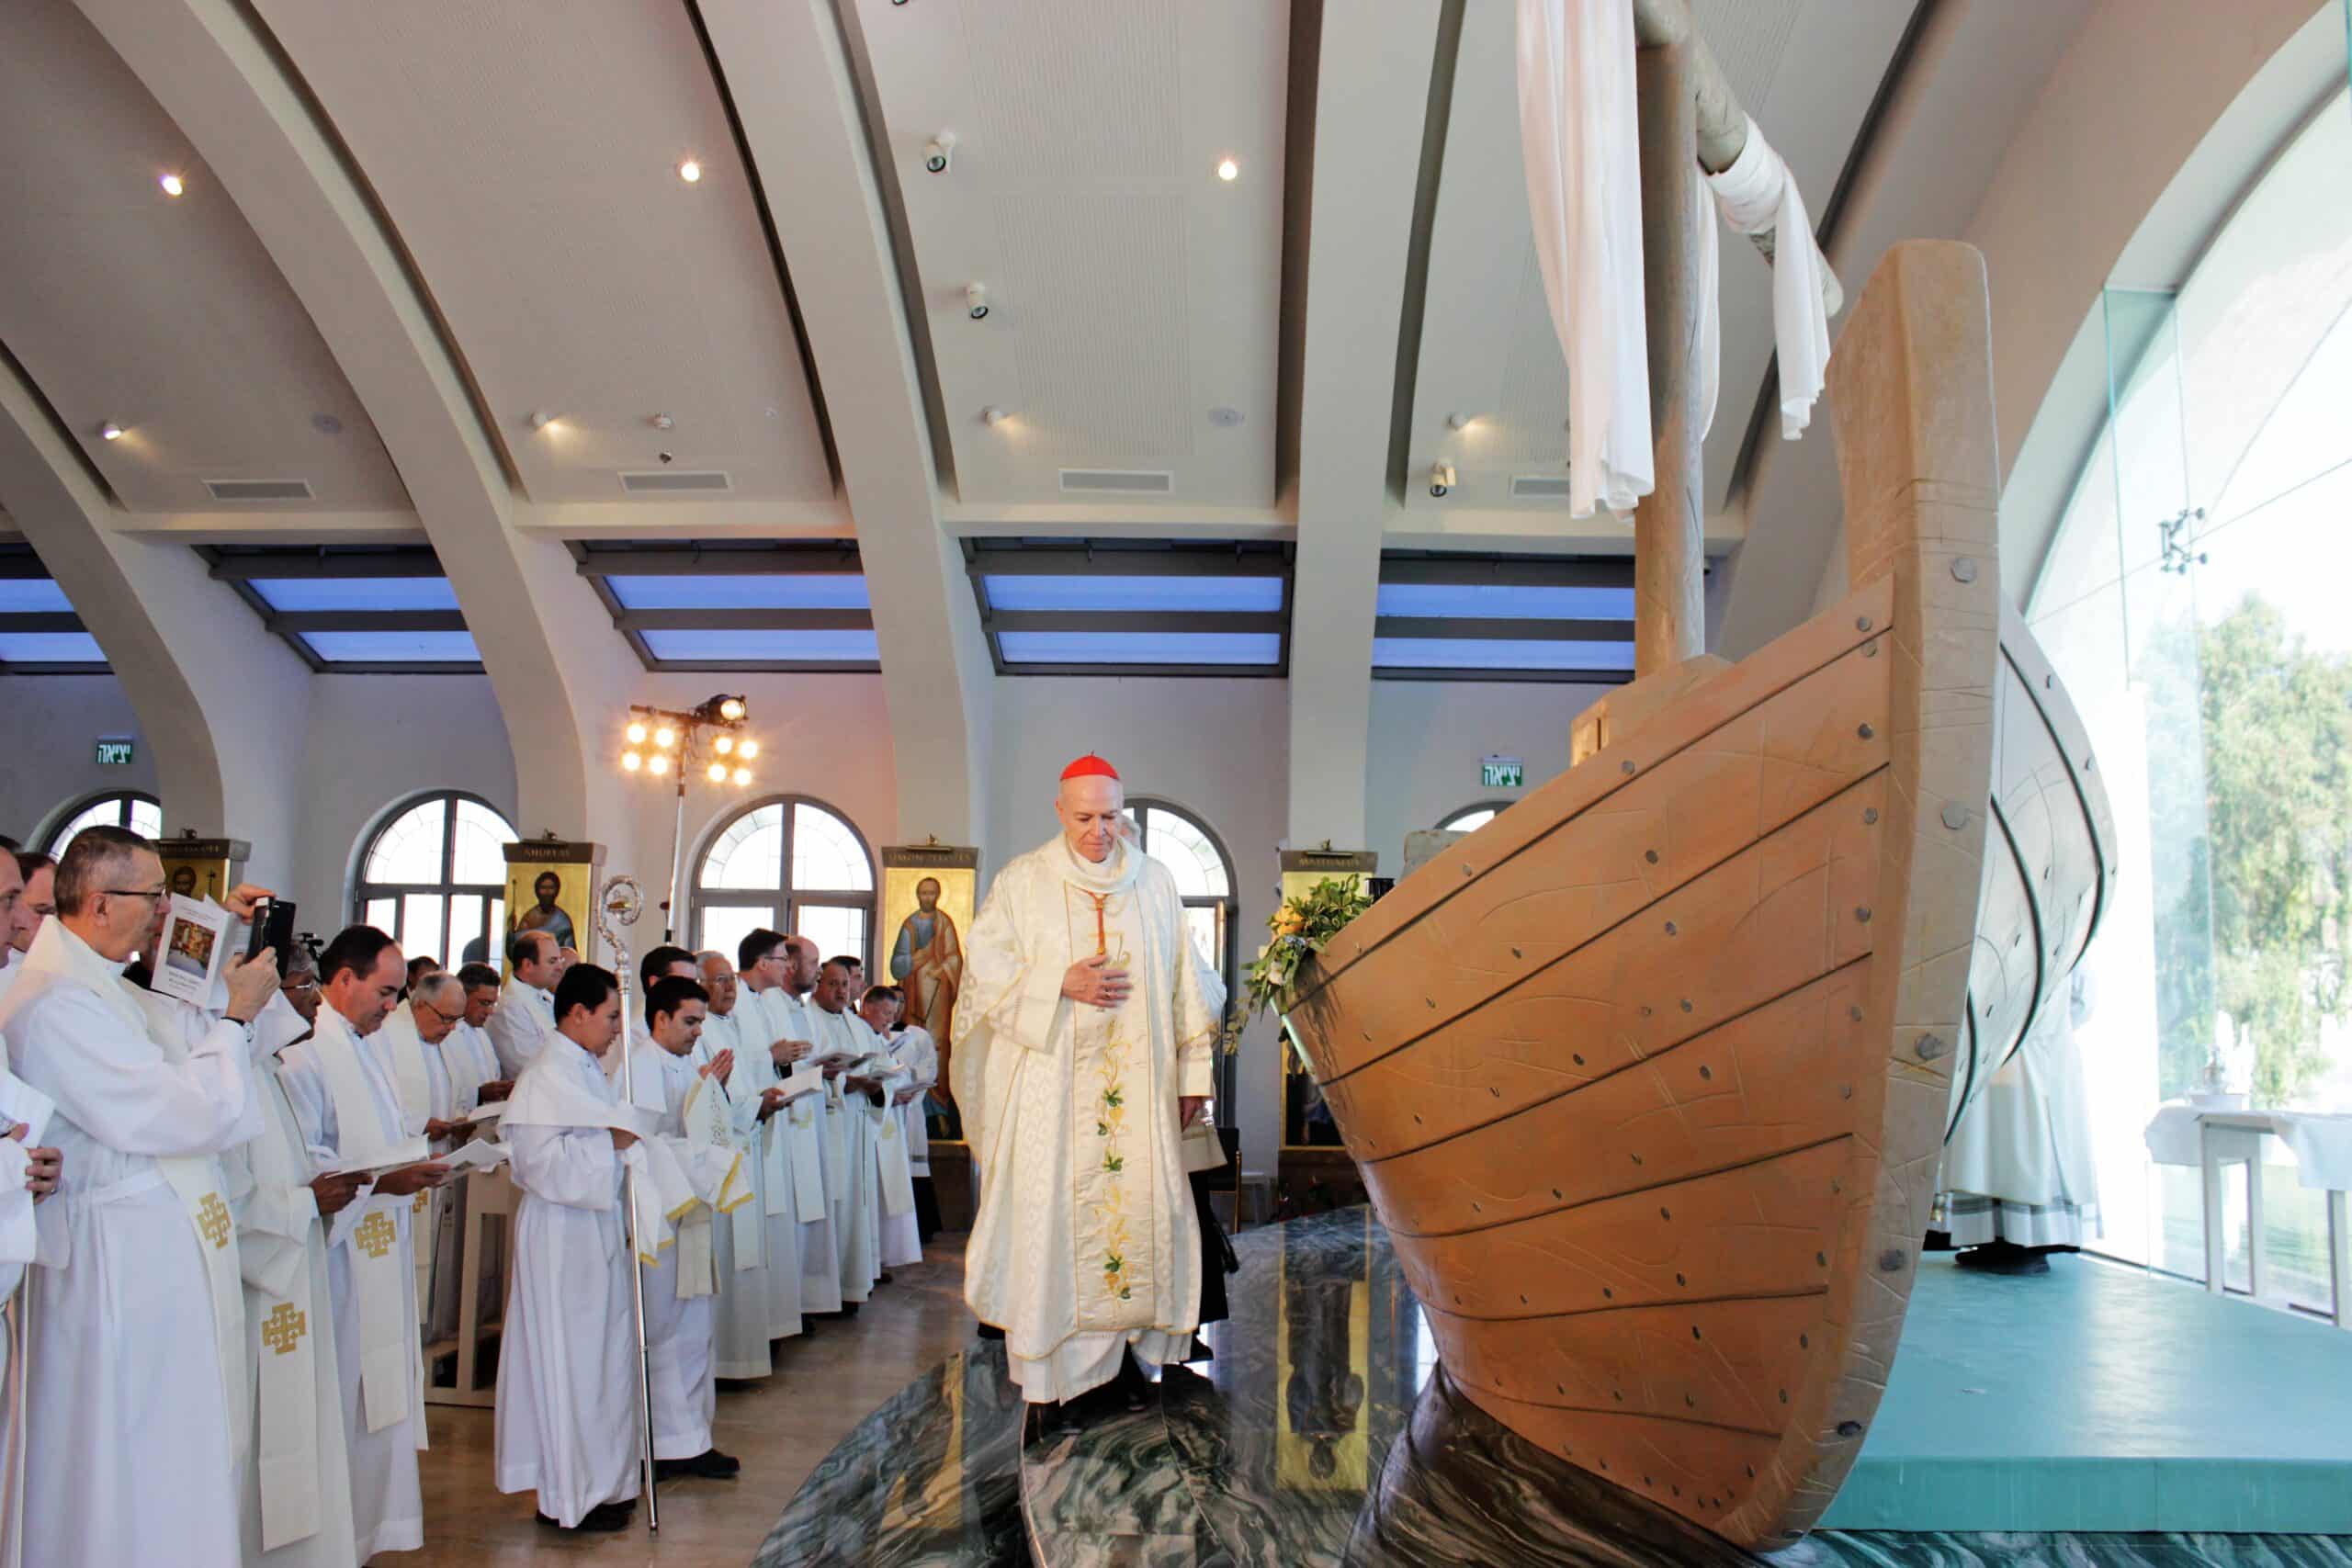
[954,754,1216,1407]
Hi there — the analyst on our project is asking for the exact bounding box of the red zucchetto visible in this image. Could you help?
[1059,754,1121,782]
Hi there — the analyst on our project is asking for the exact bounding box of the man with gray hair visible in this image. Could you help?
[0,825,279,1565]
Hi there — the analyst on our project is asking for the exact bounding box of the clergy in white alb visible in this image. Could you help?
[0,840,62,1568]
[277,926,451,1561]
[741,931,839,1321]
[379,975,469,1325]
[424,964,514,1344]
[0,828,277,1567]
[860,985,936,1267]
[1937,964,2102,1258]
[493,964,643,1534]
[625,976,752,1480]
[808,959,882,1306]
[954,755,1217,1404]
[488,930,561,1077]
[696,952,795,1376]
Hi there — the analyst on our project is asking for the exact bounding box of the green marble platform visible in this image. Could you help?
[1822,1252,2352,1534]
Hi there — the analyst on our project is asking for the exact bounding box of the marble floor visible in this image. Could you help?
[406,1237,978,1564]
[762,1210,2352,1568]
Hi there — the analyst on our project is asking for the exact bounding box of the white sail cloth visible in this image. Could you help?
[1703,113,1834,440]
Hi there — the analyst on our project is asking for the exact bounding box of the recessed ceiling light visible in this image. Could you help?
[981,406,1010,427]
[158,173,185,197]
[99,422,123,441]
[527,410,555,431]
[1448,412,1482,430]
[678,159,702,183]
[1216,157,1239,182]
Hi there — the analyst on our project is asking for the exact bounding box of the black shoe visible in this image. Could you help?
[1183,1336,1215,1363]
[537,1502,630,1533]
[1954,1239,2053,1276]
[977,1320,1006,1341]
[840,1300,861,1316]
[657,1448,741,1481]
[878,1270,894,1284]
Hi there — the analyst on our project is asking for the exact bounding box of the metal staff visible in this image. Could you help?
[596,874,661,1533]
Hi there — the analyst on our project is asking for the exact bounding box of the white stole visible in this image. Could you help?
[20,932,255,1462]
[709,1016,769,1266]
[250,1069,323,1551]
[673,1072,752,1297]
[866,1061,916,1219]
[378,1010,434,1133]
[307,1009,411,1435]
[761,991,827,1224]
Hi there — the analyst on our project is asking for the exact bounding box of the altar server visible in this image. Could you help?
[741,931,838,1321]
[696,952,793,1375]
[0,827,274,1567]
[860,985,936,1263]
[955,756,1218,1406]
[488,929,560,1077]
[494,964,642,1533]
[278,926,450,1561]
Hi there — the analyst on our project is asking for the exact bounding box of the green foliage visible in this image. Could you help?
[1240,876,1374,1022]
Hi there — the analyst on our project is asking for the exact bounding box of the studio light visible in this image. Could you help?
[627,721,648,745]
[648,753,671,776]
[653,726,677,750]
[678,159,702,183]
[99,422,123,442]
[737,739,759,760]
[623,750,643,772]
[159,173,185,197]
[714,734,734,756]
[732,767,752,786]
[718,696,746,721]
[707,761,728,783]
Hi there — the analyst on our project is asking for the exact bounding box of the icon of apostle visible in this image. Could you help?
[513,870,575,950]
[888,875,963,1087]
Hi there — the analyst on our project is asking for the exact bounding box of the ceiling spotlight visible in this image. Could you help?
[527,410,554,431]
[648,753,671,776]
[980,406,1010,427]
[627,721,648,744]
[732,766,752,786]
[99,422,123,442]
[707,761,729,783]
[653,726,677,750]
[737,739,759,761]
[622,750,643,772]
[159,173,185,197]
[923,131,956,175]
[714,734,735,756]
[1430,462,1457,499]
[678,159,703,184]
[1216,157,1239,182]
[650,413,674,431]
[965,281,989,321]
[1447,412,1481,430]
[718,695,746,721]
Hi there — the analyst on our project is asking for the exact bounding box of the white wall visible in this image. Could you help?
[1364,681,1613,875]
[986,676,1290,1177]
[1,674,160,848]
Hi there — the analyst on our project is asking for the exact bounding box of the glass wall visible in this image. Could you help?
[2030,85,2352,1312]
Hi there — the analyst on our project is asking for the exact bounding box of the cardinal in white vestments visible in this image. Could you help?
[856,987,930,1269]
[623,975,750,1480]
[696,953,794,1377]
[494,964,643,1533]
[488,931,561,1078]
[955,756,1217,1408]
[277,927,452,1561]
[741,932,840,1320]
[0,828,276,1567]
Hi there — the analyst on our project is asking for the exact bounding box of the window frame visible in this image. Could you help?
[349,790,519,969]
[1438,801,1514,833]
[1124,795,1241,1115]
[689,794,878,968]
[42,789,162,855]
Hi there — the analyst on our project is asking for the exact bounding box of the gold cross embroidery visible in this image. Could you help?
[197,1191,232,1250]
[262,1302,307,1356]
[881,1120,897,1142]
[413,1190,432,1215]
[356,1210,397,1260]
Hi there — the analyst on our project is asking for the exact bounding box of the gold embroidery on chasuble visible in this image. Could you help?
[356,1210,397,1261]
[1067,883,1150,1326]
[198,1190,232,1249]
[263,1302,308,1356]
[413,1190,431,1215]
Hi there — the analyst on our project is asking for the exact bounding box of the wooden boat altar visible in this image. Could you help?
[1281,173,2115,1565]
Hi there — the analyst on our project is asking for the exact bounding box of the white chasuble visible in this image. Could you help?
[700,1008,782,1373]
[493,1037,640,1528]
[278,1007,428,1562]
[954,838,1217,1404]
[0,919,263,1568]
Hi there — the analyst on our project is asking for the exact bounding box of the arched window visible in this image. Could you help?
[1439,802,1511,834]
[45,790,161,855]
[353,793,518,970]
[1123,798,1238,1007]
[693,796,876,968]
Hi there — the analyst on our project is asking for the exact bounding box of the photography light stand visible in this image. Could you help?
[617,694,758,942]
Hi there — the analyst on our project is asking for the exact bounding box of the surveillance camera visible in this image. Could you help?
[923,132,956,175]
[658,450,675,465]
[966,281,989,321]
[1430,462,1456,498]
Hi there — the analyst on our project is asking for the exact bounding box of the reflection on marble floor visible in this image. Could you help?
[766,1208,2352,1568]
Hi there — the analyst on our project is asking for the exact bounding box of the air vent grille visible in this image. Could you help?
[1058,468,1173,495]
[205,479,315,502]
[1510,474,1574,500]
[619,470,733,493]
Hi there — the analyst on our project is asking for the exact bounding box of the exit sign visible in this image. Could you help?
[96,739,134,767]
[1481,755,1523,789]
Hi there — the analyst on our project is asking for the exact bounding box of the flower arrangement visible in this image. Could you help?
[1238,875,1374,1024]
